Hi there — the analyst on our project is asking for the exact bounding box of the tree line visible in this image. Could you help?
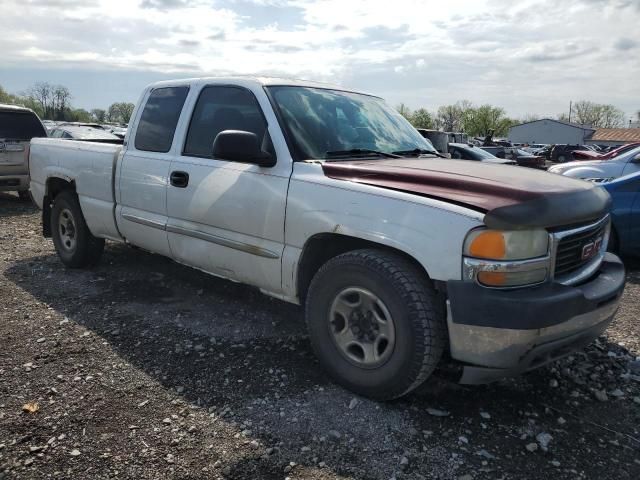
[0,82,134,125]
[398,100,631,137]
[1,81,634,133]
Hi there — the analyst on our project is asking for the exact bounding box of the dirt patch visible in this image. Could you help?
[0,192,639,479]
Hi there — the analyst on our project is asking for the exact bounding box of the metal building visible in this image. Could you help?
[508,119,595,145]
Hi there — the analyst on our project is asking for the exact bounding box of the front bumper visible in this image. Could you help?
[446,253,625,384]
[0,174,29,192]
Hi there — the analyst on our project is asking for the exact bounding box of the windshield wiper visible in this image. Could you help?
[392,148,446,158]
[324,148,401,159]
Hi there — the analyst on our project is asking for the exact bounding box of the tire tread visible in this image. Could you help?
[305,248,446,400]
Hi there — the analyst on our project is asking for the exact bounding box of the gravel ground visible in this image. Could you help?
[1,191,639,480]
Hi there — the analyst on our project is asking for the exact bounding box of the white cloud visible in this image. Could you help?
[0,0,638,119]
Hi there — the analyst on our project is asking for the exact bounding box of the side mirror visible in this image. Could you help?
[212,130,275,167]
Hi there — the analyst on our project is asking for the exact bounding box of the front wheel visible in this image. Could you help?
[305,249,446,400]
[51,190,105,268]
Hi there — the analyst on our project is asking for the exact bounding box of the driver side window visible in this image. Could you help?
[183,86,272,159]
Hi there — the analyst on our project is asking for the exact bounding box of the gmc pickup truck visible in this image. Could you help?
[29,77,626,400]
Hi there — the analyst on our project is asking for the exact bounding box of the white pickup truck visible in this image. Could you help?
[29,77,625,400]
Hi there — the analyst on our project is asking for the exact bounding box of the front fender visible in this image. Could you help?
[286,166,483,283]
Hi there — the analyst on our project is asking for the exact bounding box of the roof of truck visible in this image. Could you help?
[0,103,36,113]
[145,76,377,97]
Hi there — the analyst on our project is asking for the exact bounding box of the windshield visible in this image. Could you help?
[618,145,640,161]
[0,111,47,140]
[267,86,436,160]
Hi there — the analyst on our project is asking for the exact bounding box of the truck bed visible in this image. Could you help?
[29,138,123,241]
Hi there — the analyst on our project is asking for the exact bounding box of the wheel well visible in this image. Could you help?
[43,177,76,238]
[296,233,431,303]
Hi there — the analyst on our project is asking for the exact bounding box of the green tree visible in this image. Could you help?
[107,102,135,124]
[67,108,92,122]
[0,85,22,105]
[436,100,472,132]
[409,108,434,129]
[396,103,412,121]
[463,105,516,137]
[91,108,107,123]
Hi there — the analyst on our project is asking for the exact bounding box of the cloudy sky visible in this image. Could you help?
[1,0,639,120]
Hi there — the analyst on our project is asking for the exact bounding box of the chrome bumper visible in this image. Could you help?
[446,254,625,384]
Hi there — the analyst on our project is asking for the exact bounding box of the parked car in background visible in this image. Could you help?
[573,142,640,161]
[603,171,640,256]
[41,120,57,133]
[548,145,640,182]
[448,143,515,164]
[480,146,545,169]
[0,103,47,200]
[550,144,591,163]
[108,125,128,139]
[521,144,548,154]
[49,125,122,142]
[56,122,106,130]
[28,76,625,399]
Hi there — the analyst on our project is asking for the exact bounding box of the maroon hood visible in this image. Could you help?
[321,158,610,229]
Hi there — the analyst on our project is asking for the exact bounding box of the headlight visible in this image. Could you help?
[464,229,549,260]
[463,228,550,288]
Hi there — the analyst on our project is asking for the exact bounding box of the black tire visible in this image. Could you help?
[557,154,567,163]
[18,190,31,202]
[305,249,446,400]
[51,190,104,268]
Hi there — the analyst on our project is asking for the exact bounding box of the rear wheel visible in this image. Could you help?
[305,249,446,400]
[51,190,104,268]
[557,154,567,163]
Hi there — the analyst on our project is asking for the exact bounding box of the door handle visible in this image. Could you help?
[170,171,189,188]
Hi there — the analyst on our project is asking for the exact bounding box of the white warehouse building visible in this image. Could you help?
[508,119,595,145]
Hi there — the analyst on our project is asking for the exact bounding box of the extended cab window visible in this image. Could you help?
[135,86,189,153]
[184,86,269,158]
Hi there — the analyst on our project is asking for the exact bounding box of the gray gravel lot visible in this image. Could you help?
[0,192,639,479]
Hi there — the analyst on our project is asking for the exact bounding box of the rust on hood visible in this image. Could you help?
[321,158,611,229]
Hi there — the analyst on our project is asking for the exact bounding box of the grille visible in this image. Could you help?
[554,221,608,277]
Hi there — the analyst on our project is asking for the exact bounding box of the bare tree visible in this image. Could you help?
[572,100,625,128]
[52,85,71,120]
[520,113,541,123]
[27,82,53,119]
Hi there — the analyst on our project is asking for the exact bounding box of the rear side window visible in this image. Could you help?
[0,111,47,140]
[134,86,189,153]
[184,86,268,158]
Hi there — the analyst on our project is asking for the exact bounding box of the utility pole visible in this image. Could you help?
[568,101,572,123]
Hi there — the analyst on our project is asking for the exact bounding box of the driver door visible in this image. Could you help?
[166,84,290,294]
